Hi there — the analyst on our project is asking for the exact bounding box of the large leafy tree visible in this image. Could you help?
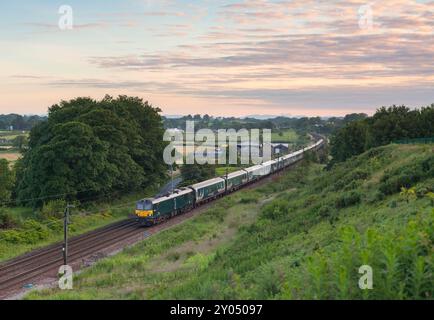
[15,95,167,207]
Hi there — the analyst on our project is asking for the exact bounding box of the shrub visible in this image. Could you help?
[41,199,66,219]
[239,193,258,204]
[262,199,290,220]
[335,191,362,208]
[318,205,333,218]
[0,208,20,229]
[379,173,419,195]
[1,219,49,244]
[379,155,433,196]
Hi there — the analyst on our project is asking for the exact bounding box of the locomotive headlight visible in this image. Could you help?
[136,210,153,217]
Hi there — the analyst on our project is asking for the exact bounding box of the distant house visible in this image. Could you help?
[167,128,184,134]
[271,143,289,155]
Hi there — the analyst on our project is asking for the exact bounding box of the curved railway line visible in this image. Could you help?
[0,137,325,299]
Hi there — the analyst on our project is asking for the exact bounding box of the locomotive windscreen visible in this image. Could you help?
[136,200,153,210]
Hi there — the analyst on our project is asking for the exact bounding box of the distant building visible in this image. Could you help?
[271,143,289,155]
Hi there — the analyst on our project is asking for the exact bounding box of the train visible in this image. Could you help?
[135,138,325,226]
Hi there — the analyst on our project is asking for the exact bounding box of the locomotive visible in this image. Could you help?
[135,139,324,226]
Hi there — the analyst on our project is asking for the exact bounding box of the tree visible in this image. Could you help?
[0,159,15,204]
[15,95,167,207]
[12,135,27,151]
[330,120,368,163]
[181,163,215,186]
[329,104,434,163]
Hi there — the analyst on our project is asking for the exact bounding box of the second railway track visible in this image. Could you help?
[0,218,143,297]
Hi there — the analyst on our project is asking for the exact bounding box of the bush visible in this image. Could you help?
[262,199,290,220]
[1,219,49,244]
[379,155,433,196]
[335,191,362,208]
[318,205,333,218]
[41,199,66,219]
[239,193,259,204]
[0,208,20,229]
[379,173,420,195]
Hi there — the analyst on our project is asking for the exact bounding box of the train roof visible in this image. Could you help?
[262,160,275,166]
[190,177,225,190]
[151,188,194,204]
[226,169,247,179]
[243,165,264,172]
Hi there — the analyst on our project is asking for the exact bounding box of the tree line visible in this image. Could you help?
[0,114,46,131]
[163,113,368,136]
[330,105,434,163]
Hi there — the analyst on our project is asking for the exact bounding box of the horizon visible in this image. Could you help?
[0,111,366,119]
[1,1,434,117]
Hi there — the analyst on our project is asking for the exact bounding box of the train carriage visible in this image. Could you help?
[225,170,248,192]
[260,161,274,176]
[244,165,264,182]
[245,162,273,182]
[270,159,283,173]
[190,177,226,204]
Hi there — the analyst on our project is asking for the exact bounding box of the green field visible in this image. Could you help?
[0,130,29,139]
[271,129,298,142]
[215,166,243,176]
[26,144,433,300]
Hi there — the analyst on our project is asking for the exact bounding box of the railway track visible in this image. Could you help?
[0,204,215,299]
[0,218,143,298]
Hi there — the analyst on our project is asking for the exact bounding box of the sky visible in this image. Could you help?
[1,0,434,117]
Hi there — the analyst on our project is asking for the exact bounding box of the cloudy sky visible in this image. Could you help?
[1,0,434,117]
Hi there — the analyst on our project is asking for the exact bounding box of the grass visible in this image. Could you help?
[27,144,433,300]
[215,166,243,176]
[271,129,298,143]
[0,130,28,136]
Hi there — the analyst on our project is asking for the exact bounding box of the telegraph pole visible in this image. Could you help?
[225,144,229,193]
[170,165,174,194]
[63,203,74,266]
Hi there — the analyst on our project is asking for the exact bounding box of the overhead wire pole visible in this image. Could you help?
[224,143,229,194]
[63,203,74,266]
[170,165,174,194]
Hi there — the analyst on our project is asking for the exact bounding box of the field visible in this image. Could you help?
[215,166,243,176]
[0,130,27,163]
[26,144,433,300]
[0,150,21,162]
[271,129,298,142]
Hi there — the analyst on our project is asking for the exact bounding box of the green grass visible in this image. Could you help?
[26,144,433,300]
[0,130,27,136]
[215,166,243,176]
[271,129,298,142]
